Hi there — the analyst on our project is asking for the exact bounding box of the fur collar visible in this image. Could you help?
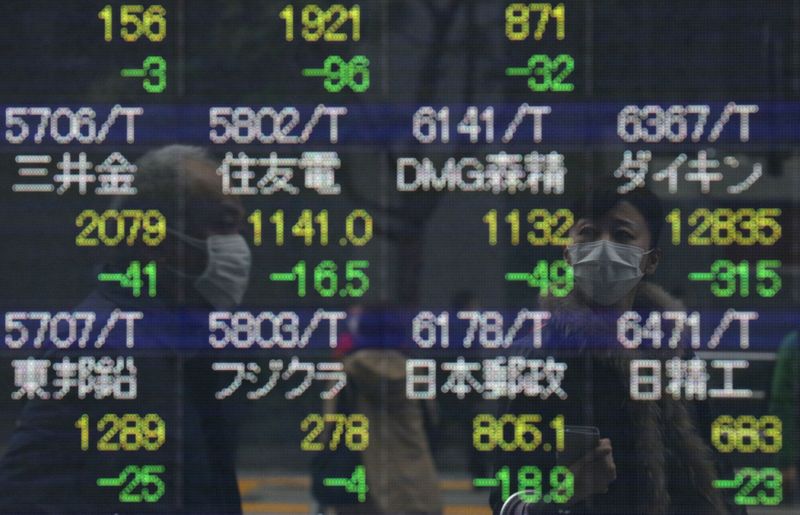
[539,281,685,315]
[539,282,727,514]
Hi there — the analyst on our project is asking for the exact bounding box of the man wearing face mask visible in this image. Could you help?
[165,227,251,311]
[0,146,251,513]
[490,186,740,515]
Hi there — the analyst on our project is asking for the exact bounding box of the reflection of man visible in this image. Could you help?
[0,146,250,513]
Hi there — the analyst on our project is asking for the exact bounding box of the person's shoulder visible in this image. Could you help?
[344,348,406,380]
[507,327,556,359]
[777,330,799,358]
[74,289,118,311]
[781,330,799,346]
[634,281,686,311]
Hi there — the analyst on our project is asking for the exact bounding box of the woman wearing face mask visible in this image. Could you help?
[490,186,739,515]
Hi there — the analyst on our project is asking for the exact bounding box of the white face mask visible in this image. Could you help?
[566,240,652,306]
[169,230,252,310]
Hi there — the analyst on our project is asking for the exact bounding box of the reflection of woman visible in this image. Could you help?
[491,187,733,514]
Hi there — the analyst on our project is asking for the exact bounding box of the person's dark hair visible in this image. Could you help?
[570,185,664,249]
[451,290,476,311]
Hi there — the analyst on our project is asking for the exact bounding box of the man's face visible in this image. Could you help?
[149,159,247,307]
[180,160,246,277]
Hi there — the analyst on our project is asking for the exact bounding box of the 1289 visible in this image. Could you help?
[75,414,166,452]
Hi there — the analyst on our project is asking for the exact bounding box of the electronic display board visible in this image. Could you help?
[0,1,798,514]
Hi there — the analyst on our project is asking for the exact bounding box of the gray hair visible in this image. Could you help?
[109,145,216,215]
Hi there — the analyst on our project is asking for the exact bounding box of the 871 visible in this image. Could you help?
[506,3,565,41]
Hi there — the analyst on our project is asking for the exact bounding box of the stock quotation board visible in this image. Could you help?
[0,1,798,514]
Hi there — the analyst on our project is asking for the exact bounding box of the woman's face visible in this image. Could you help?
[567,200,660,276]
[570,200,652,251]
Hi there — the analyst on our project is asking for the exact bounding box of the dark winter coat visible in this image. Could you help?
[0,288,243,513]
[490,283,734,515]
